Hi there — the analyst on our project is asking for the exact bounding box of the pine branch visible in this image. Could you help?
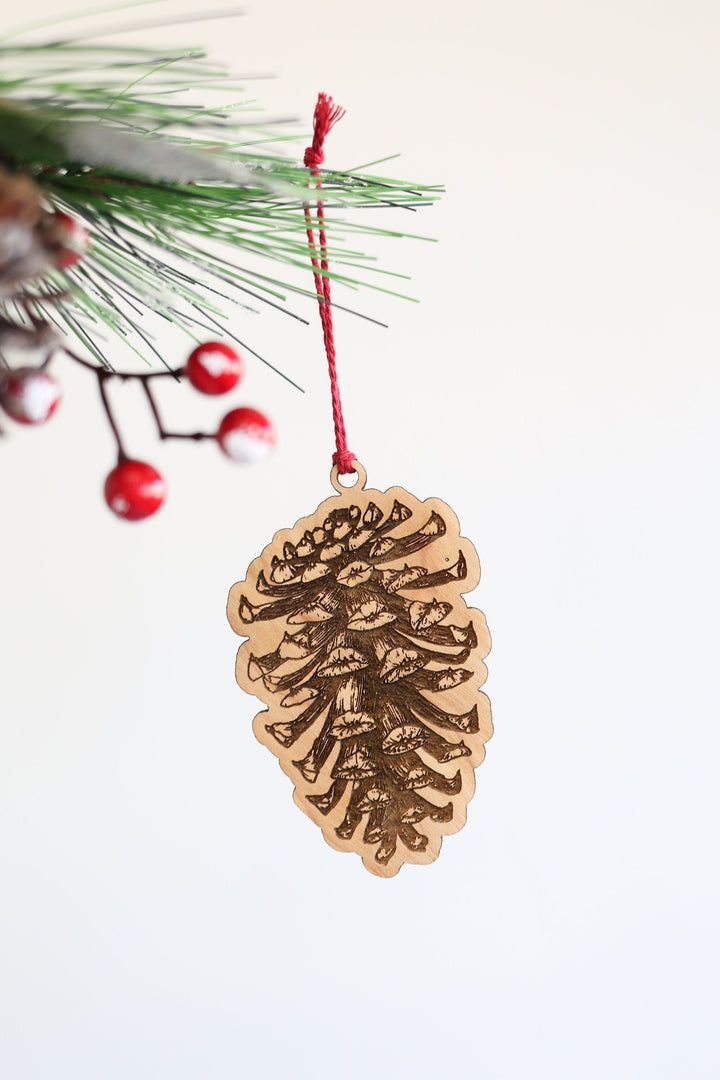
[0,26,441,380]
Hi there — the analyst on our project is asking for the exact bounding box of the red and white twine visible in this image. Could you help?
[303,92,356,475]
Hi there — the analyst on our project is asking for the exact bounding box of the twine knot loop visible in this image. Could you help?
[303,146,324,169]
[332,448,357,474]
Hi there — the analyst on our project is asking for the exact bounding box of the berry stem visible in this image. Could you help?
[96,371,127,462]
[140,380,212,443]
[64,344,193,455]
[64,346,183,383]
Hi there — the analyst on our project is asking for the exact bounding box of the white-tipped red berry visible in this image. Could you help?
[186,341,244,395]
[0,368,62,424]
[217,407,275,463]
[48,210,89,269]
[104,459,166,521]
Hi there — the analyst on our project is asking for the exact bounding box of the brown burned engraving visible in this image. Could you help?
[227,476,492,877]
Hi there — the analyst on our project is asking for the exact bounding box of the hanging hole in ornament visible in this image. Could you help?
[330,459,367,494]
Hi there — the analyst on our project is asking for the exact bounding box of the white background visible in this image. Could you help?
[1,2,719,1077]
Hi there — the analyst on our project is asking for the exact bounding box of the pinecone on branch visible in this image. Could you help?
[228,482,492,876]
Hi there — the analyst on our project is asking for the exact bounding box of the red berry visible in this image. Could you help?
[104,460,167,521]
[186,341,244,395]
[51,211,89,269]
[0,369,62,424]
[217,407,275,463]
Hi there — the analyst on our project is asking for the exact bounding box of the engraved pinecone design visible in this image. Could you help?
[228,488,492,876]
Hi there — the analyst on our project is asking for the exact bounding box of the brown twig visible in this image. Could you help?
[96,371,127,462]
[140,379,212,443]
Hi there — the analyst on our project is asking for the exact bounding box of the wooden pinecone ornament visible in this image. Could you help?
[227,465,492,876]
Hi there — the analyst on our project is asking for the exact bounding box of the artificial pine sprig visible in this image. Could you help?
[0,29,440,380]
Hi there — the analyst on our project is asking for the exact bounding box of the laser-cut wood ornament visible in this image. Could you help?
[226,95,492,876]
[227,463,492,877]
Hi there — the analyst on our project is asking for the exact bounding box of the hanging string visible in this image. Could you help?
[303,92,356,475]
